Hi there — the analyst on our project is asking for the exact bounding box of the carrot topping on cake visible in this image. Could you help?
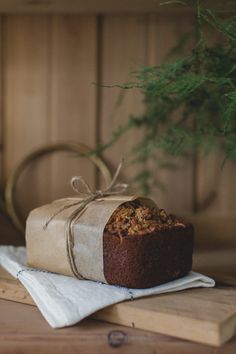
[104,200,186,237]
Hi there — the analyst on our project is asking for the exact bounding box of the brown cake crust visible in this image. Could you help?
[103,225,193,288]
[103,201,194,289]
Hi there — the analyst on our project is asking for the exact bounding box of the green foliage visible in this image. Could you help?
[97,2,236,193]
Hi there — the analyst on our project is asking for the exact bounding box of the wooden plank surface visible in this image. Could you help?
[94,286,236,347]
[1,262,236,346]
[3,300,236,354]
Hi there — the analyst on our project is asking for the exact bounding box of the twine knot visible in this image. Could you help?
[44,158,127,230]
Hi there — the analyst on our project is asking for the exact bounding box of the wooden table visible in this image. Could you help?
[1,249,236,354]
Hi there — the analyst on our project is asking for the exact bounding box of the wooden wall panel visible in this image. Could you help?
[0,17,17,245]
[196,154,236,213]
[99,15,148,190]
[0,18,18,244]
[3,16,51,218]
[0,0,234,14]
[2,15,98,222]
[49,15,97,199]
[0,13,234,247]
[146,14,195,212]
[0,18,2,185]
[194,27,236,214]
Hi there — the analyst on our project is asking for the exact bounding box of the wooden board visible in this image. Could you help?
[1,266,236,347]
[3,299,236,354]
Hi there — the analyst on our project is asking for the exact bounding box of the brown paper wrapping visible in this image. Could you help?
[26,195,157,283]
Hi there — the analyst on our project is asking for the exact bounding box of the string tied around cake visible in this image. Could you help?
[43,158,128,230]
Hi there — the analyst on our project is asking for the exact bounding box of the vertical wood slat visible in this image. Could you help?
[0,13,235,248]
[194,26,236,214]
[147,14,195,213]
[2,15,98,221]
[49,15,97,199]
[147,14,236,213]
[0,16,20,245]
[3,16,51,218]
[99,15,148,189]
[0,17,2,185]
[196,154,236,213]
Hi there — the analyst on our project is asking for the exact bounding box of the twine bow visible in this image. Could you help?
[43,160,128,279]
[44,158,128,230]
[43,158,127,278]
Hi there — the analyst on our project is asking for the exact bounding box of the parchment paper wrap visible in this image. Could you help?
[26,195,157,283]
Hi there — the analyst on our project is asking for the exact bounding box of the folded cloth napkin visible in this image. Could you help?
[0,246,215,328]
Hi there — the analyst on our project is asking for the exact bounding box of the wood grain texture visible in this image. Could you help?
[0,18,3,185]
[3,300,235,354]
[147,14,195,212]
[94,287,236,346]
[3,15,51,219]
[1,249,236,352]
[187,213,236,251]
[99,15,148,190]
[2,15,98,223]
[49,15,98,199]
[193,250,236,278]
[0,13,234,248]
[0,0,234,14]
[1,261,236,347]
[196,153,236,213]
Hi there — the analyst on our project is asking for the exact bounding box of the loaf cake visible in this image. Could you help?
[26,196,194,289]
[103,200,194,289]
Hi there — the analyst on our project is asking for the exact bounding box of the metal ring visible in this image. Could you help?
[5,142,112,236]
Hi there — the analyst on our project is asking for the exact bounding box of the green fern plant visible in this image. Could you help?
[96,1,236,194]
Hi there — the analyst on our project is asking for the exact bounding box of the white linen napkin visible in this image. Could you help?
[0,246,215,328]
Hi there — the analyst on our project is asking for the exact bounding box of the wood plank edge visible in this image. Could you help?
[93,303,224,347]
[219,313,236,346]
[0,278,35,305]
[0,279,223,346]
[1,274,235,346]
